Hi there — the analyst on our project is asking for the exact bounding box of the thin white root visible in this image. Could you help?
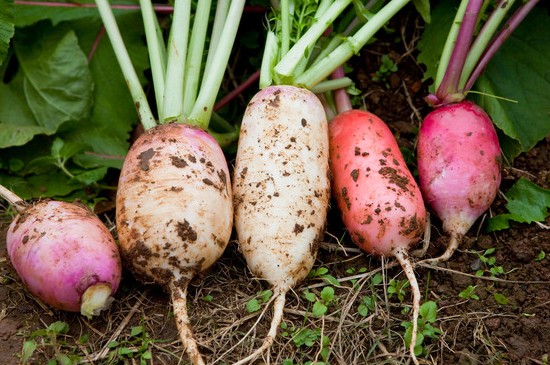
[0,184,27,213]
[170,283,206,365]
[420,232,461,265]
[394,247,420,365]
[412,212,431,258]
[232,289,287,365]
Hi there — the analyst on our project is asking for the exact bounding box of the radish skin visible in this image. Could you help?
[329,109,426,364]
[116,122,233,365]
[4,197,121,319]
[417,101,502,263]
[232,85,331,364]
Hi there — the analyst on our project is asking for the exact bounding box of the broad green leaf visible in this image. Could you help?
[473,9,550,159]
[14,23,93,132]
[14,0,139,27]
[66,11,148,156]
[246,298,261,313]
[0,171,84,199]
[0,0,14,66]
[488,177,550,231]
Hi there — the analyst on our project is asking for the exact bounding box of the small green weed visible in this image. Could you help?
[459,285,480,300]
[281,322,331,365]
[106,323,160,364]
[402,301,442,356]
[21,321,82,365]
[372,54,398,87]
[303,286,335,318]
[245,289,273,313]
[387,278,409,302]
[473,248,505,277]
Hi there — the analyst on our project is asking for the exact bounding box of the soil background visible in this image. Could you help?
[1,4,550,365]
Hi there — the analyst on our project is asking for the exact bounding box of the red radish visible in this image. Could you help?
[415,0,538,263]
[94,0,244,363]
[329,108,427,364]
[232,85,331,365]
[417,101,501,263]
[1,184,121,319]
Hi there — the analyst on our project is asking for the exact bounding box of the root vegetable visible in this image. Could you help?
[116,122,233,365]
[329,109,427,364]
[417,101,501,263]
[1,185,121,319]
[232,85,331,364]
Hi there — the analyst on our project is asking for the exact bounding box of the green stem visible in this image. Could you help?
[310,77,353,94]
[295,0,410,89]
[280,0,291,56]
[458,0,516,91]
[260,31,279,88]
[94,0,156,130]
[182,0,212,118]
[274,0,353,84]
[139,0,167,120]
[434,0,469,91]
[188,0,246,129]
[162,0,191,123]
[203,0,230,79]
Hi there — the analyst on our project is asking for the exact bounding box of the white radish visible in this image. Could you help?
[231,85,331,364]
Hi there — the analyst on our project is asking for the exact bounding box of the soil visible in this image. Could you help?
[1,4,549,365]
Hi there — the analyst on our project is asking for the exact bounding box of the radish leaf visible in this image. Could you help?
[487,178,550,232]
[0,0,14,66]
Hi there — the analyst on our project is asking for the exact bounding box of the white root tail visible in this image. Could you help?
[170,283,206,365]
[420,232,461,265]
[231,289,287,365]
[394,247,420,365]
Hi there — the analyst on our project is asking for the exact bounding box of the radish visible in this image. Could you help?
[230,1,428,363]
[417,0,538,264]
[232,85,331,364]
[94,1,244,363]
[327,65,427,364]
[0,184,121,319]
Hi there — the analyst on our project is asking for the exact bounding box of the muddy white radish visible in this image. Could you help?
[329,108,427,364]
[1,184,121,319]
[232,85,331,364]
[230,1,424,363]
[417,0,537,264]
[94,1,244,363]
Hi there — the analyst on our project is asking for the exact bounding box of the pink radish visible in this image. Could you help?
[329,108,427,364]
[232,85,331,364]
[417,101,501,263]
[414,0,537,263]
[1,184,121,319]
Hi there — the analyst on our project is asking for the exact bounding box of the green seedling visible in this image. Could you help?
[245,289,273,313]
[474,248,505,277]
[308,267,340,286]
[459,285,480,300]
[372,54,398,86]
[106,323,163,364]
[22,321,83,365]
[303,286,335,318]
[402,301,442,357]
[281,322,331,365]
[388,278,410,302]
[535,250,546,262]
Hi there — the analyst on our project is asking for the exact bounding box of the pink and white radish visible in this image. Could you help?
[232,85,331,364]
[94,1,244,363]
[1,184,121,319]
[417,101,501,263]
[116,122,233,365]
[329,108,427,364]
[416,0,537,263]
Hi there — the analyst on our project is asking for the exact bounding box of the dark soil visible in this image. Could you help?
[1,5,549,365]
